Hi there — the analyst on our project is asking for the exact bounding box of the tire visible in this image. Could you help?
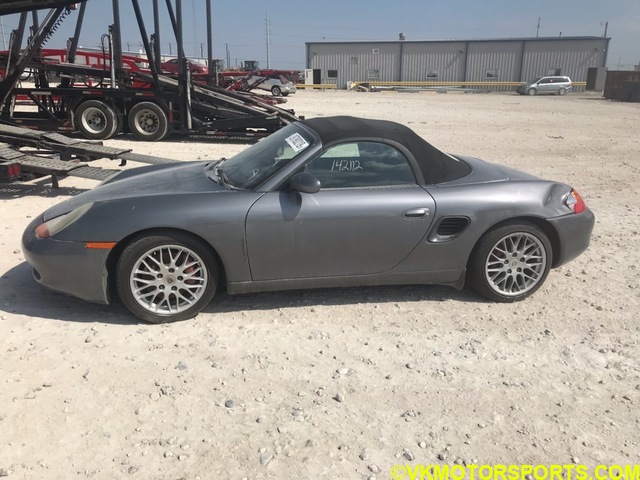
[558,88,566,96]
[127,101,170,141]
[112,105,124,137]
[271,85,282,96]
[527,88,537,96]
[75,100,119,140]
[467,222,552,302]
[116,232,219,323]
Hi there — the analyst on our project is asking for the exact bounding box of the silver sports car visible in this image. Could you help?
[22,116,595,323]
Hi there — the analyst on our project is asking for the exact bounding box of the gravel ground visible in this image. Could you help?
[1,90,639,479]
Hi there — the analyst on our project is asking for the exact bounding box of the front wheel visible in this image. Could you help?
[467,222,552,302]
[271,85,282,96]
[527,88,537,96]
[127,101,169,141]
[116,232,219,323]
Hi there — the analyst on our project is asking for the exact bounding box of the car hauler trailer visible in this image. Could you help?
[0,0,298,143]
[0,121,180,186]
[0,0,298,185]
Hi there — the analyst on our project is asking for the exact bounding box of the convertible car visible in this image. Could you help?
[22,116,595,323]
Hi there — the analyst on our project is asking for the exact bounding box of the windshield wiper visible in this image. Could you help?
[216,165,230,186]
[212,157,227,185]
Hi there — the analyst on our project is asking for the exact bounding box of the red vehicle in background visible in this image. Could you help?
[160,58,208,75]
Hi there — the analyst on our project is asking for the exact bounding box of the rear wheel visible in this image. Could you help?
[75,100,119,140]
[128,101,170,141]
[468,222,552,302]
[116,232,219,323]
[271,85,282,96]
[558,87,567,96]
[527,88,537,96]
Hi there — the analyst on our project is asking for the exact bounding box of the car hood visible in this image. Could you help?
[44,161,225,221]
[443,155,541,185]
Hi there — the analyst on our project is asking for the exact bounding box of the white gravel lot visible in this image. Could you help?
[1,89,639,479]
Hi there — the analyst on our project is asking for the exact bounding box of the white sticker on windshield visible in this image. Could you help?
[285,133,309,152]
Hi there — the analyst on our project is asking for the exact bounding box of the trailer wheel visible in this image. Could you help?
[75,100,119,140]
[128,102,170,141]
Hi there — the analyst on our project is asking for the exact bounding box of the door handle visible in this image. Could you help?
[403,207,430,218]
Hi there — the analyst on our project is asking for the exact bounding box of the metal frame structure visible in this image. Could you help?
[0,0,297,142]
[0,0,298,185]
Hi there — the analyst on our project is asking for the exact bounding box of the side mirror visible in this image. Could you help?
[288,172,321,194]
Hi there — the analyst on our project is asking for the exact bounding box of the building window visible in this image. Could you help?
[427,69,438,79]
[486,69,498,79]
[351,56,358,65]
[367,69,380,79]
[327,70,338,78]
[372,48,380,55]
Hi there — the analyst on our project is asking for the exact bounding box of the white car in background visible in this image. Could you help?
[254,74,297,96]
[517,76,573,96]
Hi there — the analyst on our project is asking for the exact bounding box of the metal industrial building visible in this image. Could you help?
[305,36,610,89]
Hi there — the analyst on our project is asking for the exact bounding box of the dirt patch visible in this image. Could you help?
[1,91,639,478]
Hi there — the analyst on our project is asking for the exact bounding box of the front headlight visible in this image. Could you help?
[35,203,93,239]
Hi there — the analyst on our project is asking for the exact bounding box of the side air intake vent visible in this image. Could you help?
[429,216,470,242]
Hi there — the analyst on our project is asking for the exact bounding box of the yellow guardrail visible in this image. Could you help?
[295,83,337,89]
[349,81,586,90]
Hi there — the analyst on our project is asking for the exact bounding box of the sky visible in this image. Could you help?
[1,0,638,70]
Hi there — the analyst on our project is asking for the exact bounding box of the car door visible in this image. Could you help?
[245,141,436,281]
[539,77,553,94]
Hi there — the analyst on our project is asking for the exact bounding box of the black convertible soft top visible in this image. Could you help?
[301,116,471,185]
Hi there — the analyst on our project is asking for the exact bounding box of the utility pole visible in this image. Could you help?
[0,18,6,50]
[603,21,608,37]
[225,43,230,69]
[265,12,271,68]
[536,17,540,37]
[206,0,213,84]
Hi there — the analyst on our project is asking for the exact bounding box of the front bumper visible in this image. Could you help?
[548,208,595,267]
[21,216,112,305]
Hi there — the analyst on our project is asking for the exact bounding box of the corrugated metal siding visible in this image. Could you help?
[466,41,523,82]
[522,39,607,83]
[401,42,466,81]
[308,42,400,88]
[306,38,609,89]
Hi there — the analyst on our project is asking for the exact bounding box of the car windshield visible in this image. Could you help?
[215,124,315,190]
[529,77,542,84]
